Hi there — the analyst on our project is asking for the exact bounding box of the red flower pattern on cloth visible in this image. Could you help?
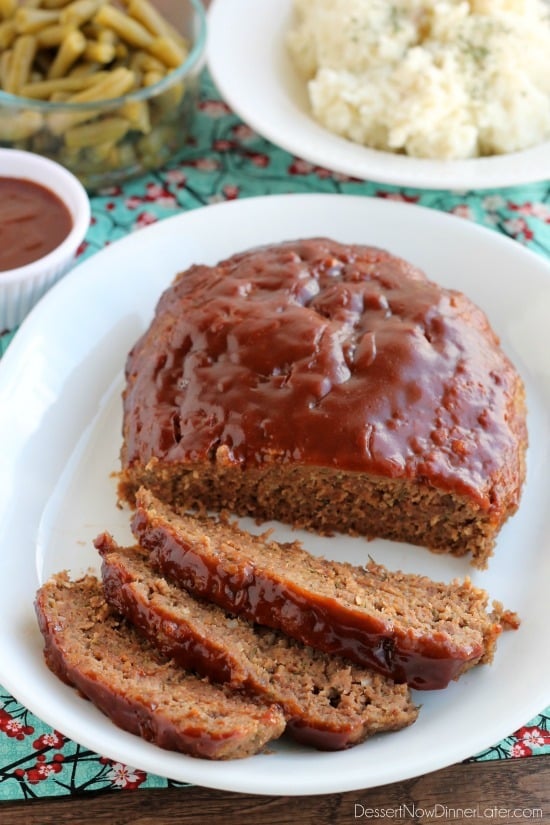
[99,185,123,198]
[222,184,240,200]
[190,157,220,171]
[231,123,257,141]
[133,211,158,230]
[288,158,316,175]
[14,754,65,784]
[143,183,177,208]
[451,204,474,220]
[125,183,177,211]
[100,759,147,790]
[164,168,188,184]
[213,139,236,152]
[508,201,550,222]
[199,99,232,117]
[249,152,270,167]
[514,726,550,749]
[0,709,33,740]
[502,217,535,242]
[288,157,356,180]
[509,741,533,758]
[33,731,65,750]
[375,191,421,203]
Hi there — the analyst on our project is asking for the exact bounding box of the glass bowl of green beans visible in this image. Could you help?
[0,0,206,190]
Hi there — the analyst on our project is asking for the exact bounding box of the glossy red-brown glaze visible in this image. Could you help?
[34,591,253,759]
[286,721,363,751]
[131,510,481,690]
[0,177,73,271]
[101,570,373,750]
[122,238,524,515]
[97,537,406,751]
[101,564,341,749]
[98,541,240,687]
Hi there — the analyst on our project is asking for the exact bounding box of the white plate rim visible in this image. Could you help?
[206,0,550,191]
[0,193,549,796]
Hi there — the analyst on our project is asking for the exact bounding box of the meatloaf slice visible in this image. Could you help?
[35,572,285,760]
[96,533,418,750]
[131,488,511,691]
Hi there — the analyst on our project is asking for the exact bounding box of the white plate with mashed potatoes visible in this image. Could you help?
[207,0,550,189]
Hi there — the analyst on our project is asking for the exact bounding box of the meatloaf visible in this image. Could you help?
[130,488,512,691]
[96,533,419,750]
[118,238,526,567]
[35,572,285,759]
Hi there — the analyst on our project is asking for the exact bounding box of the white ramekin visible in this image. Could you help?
[0,148,90,331]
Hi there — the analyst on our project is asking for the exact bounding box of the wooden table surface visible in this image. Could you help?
[2,755,549,824]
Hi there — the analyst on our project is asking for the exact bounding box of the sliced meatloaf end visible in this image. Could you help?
[35,572,286,760]
[130,487,512,691]
[96,533,419,750]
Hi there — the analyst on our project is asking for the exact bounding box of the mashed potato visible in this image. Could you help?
[287,0,550,159]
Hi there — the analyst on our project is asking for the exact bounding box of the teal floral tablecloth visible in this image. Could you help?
[1,70,549,801]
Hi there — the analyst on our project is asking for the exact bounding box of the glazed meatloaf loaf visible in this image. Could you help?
[119,238,526,567]
[96,533,419,750]
[130,488,514,691]
[35,573,286,759]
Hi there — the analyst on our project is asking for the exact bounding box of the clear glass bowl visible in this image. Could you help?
[0,0,206,191]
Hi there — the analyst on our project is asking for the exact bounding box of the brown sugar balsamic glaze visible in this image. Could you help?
[0,177,73,271]
[99,544,387,751]
[123,238,522,515]
[132,509,480,691]
[47,648,243,757]
[35,592,269,759]
[99,551,236,686]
